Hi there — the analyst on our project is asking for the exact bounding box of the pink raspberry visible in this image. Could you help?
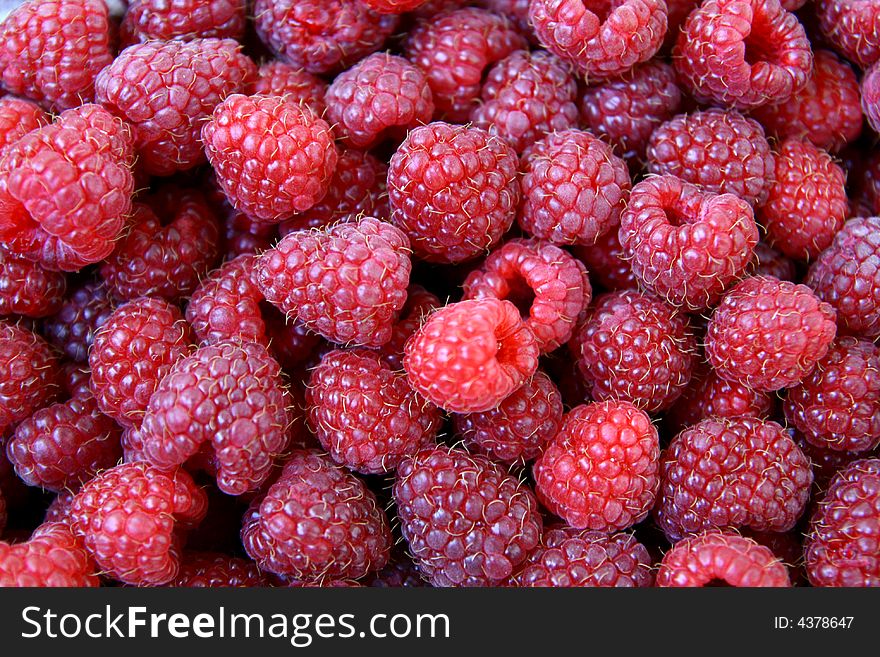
[817,0,880,69]
[0,96,48,156]
[860,62,880,134]
[571,228,637,291]
[749,241,797,281]
[120,0,246,44]
[167,552,270,587]
[706,276,838,391]
[367,550,429,588]
[250,61,328,117]
[220,211,277,260]
[404,298,539,413]
[376,284,441,371]
[0,522,98,587]
[519,129,630,246]
[388,122,520,264]
[478,0,533,35]
[363,0,429,12]
[0,247,66,318]
[43,281,114,362]
[0,321,60,435]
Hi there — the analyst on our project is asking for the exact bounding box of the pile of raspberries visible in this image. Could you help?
[1,0,879,589]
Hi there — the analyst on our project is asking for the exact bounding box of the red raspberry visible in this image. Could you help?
[43,489,76,525]
[794,430,869,493]
[0,522,98,587]
[478,0,533,34]
[706,276,838,391]
[751,49,862,153]
[655,416,813,541]
[817,0,880,69]
[674,0,812,109]
[242,450,392,581]
[220,210,277,260]
[580,60,682,165]
[656,531,791,587]
[404,298,539,413]
[69,462,207,586]
[471,49,578,153]
[167,552,270,587]
[861,62,880,134]
[43,281,113,362]
[0,0,113,111]
[250,61,328,117]
[646,109,774,207]
[306,348,441,474]
[376,284,441,371]
[453,369,563,466]
[0,487,5,535]
[784,337,880,453]
[663,0,699,50]
[519,129,630,246]
[255,217,411,347]
[571,228,637,291]
[394,445,542,586]
[95,38,256,176]
[186,254,266,341]
[404,8,526,121]
[0,247,66,318]
[572,290,696,412]
[0,321,60,435]
[533,400,659,531]
[462,238,591,353]
[388,122,520,264]
[0,104,135,272]
[326,52,434,149]
[0,96,48,157]
[364,0,428,12]
[120,0,246,44]
[367,550,429,588]
[513,526,653,587]
[253,0,398,75]
[749,241,797,281]
[60,363,91,399]
[89,297,194,427]
[202,93,338,224]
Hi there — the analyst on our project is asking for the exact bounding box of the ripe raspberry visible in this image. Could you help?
[478,0,533,34]
[120,0,246,44]
[364,0,428,12]
[326,53,434,149]
[646,109,774,207]
[89,297,194,427]
[394,445,542,586]
[0,321,60,435]
[0,96,47,156]
[376,284,441,371]
[706,276,838,391]
[404,8,526,121]
[255,217,411,347]
[0,247,65,318]
[655,416,813,541]
[388,122,520,264]
[43,489,76,525]
[816,0,880,69]
[580,60,682,165]
[751,49,862,153]
[572,290,696,412]
[253,0,398,75]
[513,526,653,587]
[367,550,429,588]
[462,238,591,353]
[860,61,880,134]
[795,430,869,493]
[534,400,659,531]
[220,211,277,259]
[749,241,796,281]
[0,104,135,272]
[404,298,539,413]
[0,0,113,111]
[663,0,699,49]
[453,370,563,466]
[0,522,98,587]
[571,228,637,291]
[42,281,113,362]
[202,93,337,223]
[0,487,5,535]
[242,450,391,581]
[674,0,812,109]
[69,462,207,586]
[167,552,269,587]
[656,531,791,587]
[95,38,256,176]
[250,61,328,117]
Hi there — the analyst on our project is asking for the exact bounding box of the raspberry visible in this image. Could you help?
[706,276,838,391]
[368,550,429,588]
[202,93,338,224]
[462,238,591,353]
[751,49,862,153]
[42,281,113,362]
[326,52,434,149]
[806,217,880,340]
[140,340,291,496]
[620,175,759,311]
[0,522,98,587]
[471,49,578,153]
[394,445,542,586]
[571,228,637,291]
[478,0,533,34]
[220,211,277,260]
[0,0,113,111]
[306,348,441,474]
[0,104,135,272]
[0,96,48,156]
[817,0,880,69]
[89,297,194,427]
[646,109,774,207]
[250,61,328,117]
[253,0,398,75]
[388,122,520,264]
[749,241,796,281]
[43,489,76,525]
[663,0,699,49]
[0,321,60,435]
[0,247,66,318]
[579,60,682,165]
[167,552,269,587]
[675,0,812,109]
[376,284,441,371]
[255,217,411,347]
[795,430,869,493]
[518,129,630,246]
[533,400,659,531]
[60,362,91,399]
[572,290,696,412]
[364,0,428,12]
[242,450,392,581]
[513,526,653,587]
[656,531,791,587]
[404,8,526,121]
[69,462,207,586]
[784,337,880,453]
[404,298,539,413]
[120,0,247,44]
[0,488,5,536]
[95,38,256,176]
[655,416,813,541]
[860,62,880,134]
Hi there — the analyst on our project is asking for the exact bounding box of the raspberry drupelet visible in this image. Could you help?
[250,62,328,117]
[0,522,99,587]
[0,247,66,318]
[120,0,246,44]
[0,96,48,156]
[42,281,113,363]
[0,321,60,435]
[816,0,880,69]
